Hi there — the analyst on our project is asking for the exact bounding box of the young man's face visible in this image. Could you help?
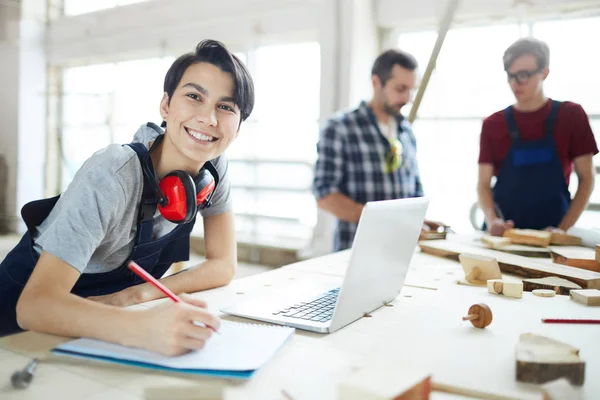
[160,62,241,167]
[375,64,417,116]
[506,54,548,104]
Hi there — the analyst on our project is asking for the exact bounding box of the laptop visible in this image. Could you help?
[221,197,430,333]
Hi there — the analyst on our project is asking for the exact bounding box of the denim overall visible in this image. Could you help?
[492,100,570,230]
[0,139,196,336]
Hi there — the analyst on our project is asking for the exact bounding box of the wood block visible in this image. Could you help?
[550,248,600,272]
[431,382,517,400]
[419,231,446,241]
[144,384,224,399]
[504,229,552,247]
[532,289,556,297]
[523,276,582,295]
[550,232,583,246]
[542,378,583,400]
[569,289,600,306]
[480,235,511,249]
[596,245,600,263]
[419,240,600,289]
[471,237,550,258]
[458,253,501,285]
[338,368,431,399]
[516,333,585,386]
[487,279,523,298]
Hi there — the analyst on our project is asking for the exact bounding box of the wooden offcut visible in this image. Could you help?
[515,333,585,386]
[458,253,502,285]
[542,378,583,400]
[478,235,550,258]
[145,385,224,400]
[569,289,600,306]
[550,248,600,272]
[338,368,432,400]
[487,279,523,299]
[522,277,582,295]
[550,232,583,246]
[481,235,511,249]
[419,240,600,289]
[532,289,556,297]
[419,231,447,241]
[504,229,552,247]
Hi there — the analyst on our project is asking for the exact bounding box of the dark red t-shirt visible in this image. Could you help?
[478,99,598,185]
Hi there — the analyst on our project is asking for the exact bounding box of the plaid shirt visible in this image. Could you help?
[313,101,424,251]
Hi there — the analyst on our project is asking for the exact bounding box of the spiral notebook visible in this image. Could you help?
[51,320,295,379]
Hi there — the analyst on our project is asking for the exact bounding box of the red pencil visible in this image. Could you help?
[542,318,600,324]
[128,261,220,334]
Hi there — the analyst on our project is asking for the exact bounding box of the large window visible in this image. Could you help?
[398,17,600,232]
[227,42,321,246]
[61,58,174,190]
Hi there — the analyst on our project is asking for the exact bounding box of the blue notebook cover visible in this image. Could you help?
[51,320,294,379]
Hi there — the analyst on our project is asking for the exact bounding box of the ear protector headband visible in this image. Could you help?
[142,134,219,224]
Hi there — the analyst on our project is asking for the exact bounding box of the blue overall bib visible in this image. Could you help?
[0,140,196,337]
[492,100,571,230]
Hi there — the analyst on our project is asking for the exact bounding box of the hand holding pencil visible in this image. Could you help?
[127,261,221,356]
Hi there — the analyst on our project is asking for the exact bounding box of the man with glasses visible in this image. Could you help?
[477,37,598,236]
[313,49,428,251]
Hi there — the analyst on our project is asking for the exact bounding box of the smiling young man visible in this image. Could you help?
[0,40,254,355]
[477,37,598,236]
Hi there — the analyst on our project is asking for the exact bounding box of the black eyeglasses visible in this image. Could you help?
[506,68,543,84]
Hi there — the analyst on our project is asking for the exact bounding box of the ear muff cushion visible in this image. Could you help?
[158,170,197,223]
[194,169,216,206]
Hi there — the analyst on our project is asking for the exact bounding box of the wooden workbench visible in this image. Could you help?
[1,247,598,399]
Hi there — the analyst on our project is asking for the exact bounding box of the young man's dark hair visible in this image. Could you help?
[162,39,254,125]
[502,37,550,71]
[371,49,418,86]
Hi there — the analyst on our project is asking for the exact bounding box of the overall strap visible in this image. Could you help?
[545,100,561,140]
[126,141,158,244]
[503,106,520,142]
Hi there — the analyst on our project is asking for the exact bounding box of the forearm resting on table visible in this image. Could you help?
[317,192,364,223]
[17,285,141,346]
[132,258,236,303]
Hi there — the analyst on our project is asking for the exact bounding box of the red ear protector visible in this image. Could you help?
[142,135,219,224]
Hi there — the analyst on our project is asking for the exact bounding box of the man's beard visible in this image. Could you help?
[383,101,405,116]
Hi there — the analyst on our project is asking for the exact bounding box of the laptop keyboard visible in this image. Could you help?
[272,288,340,323]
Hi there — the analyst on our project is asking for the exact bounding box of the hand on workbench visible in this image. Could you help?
[488,218,514,237]
[133,293,221,356]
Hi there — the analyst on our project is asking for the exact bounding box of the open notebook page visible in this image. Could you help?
[53,320,294,371]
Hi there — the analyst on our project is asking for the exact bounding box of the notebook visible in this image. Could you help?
[51,320,295,379]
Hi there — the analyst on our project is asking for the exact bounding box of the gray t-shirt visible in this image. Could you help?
[33,124,232,274]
